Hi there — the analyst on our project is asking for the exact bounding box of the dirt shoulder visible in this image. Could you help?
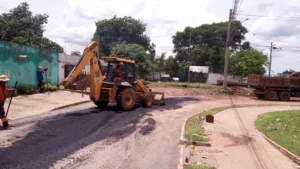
[186,106,300,169]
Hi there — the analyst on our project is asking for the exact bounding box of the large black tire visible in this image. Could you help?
[117,88,136,111]
[93,101,108,108]
[255,94,265,100]
[143,93,153,108]
[279,91,291,101]
[266,90,278,101]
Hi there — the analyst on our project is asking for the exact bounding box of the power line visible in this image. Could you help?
[237,17,300,21]
[252,45,270,48]
[232,0,235,10]
[237,0,243,14]
[232,0,239,18]
[236,14,300,20]
[237,13,300,18]
[249,33,300,45]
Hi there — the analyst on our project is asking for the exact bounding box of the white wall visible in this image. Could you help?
[58,53,90,83]
[206,73,241,84]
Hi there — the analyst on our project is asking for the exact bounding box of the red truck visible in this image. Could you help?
[248,74,300,101]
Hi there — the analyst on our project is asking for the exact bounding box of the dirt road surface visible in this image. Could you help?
[0,93,299,169]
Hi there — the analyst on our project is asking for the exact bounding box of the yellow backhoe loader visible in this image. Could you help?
[63,41,165,111]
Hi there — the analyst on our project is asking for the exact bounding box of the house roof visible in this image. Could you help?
[189,66,209,73]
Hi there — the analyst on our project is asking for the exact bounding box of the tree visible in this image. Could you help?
[152,53,166,72]
[110,42,153,77]
[148,43,156,62]
[11,31,63,53]
[164,56,179,76]
[92,16,151,56]
[229,49,268,78]
[282,69,295,74]
[0,2,63,52]
[71,50,81,56]
[171,21,248,73]
[172,21,247,53]
[241,41,252,50]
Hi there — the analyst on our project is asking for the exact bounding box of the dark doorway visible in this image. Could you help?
[64,64,75,78]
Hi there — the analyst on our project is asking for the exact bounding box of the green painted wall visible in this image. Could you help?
[0,41,58,88]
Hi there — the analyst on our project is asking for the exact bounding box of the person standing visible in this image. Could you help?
[0,75,13,129]
[37,66,47,93]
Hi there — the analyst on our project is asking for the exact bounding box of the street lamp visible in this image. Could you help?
[241,18,249,23]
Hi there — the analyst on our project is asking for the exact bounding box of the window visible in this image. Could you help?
[126,63,134,79]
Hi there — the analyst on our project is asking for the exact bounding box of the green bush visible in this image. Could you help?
[44,83,57,92]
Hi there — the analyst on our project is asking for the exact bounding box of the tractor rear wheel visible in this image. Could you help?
[266,90,278,101]
[117,88,136,111]
[279,91,291,101]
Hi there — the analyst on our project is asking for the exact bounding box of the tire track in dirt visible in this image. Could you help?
[230,96,277,169]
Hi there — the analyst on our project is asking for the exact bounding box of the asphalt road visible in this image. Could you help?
[0,96,208,169]
[2,95,300,169]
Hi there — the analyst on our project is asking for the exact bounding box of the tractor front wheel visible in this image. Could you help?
[143,93,153,108]
[117,88,136,111]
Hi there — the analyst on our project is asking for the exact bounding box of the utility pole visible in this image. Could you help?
[188,32,192,82]
[223,9,233,89]
[269,42,273,77]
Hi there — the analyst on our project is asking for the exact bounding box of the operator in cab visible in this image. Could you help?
[111,64,122,81]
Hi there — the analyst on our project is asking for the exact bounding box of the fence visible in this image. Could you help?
[0,41,58,88]
[206,73,241,84]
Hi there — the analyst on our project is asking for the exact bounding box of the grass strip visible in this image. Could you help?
[184,104,279,142]
[255,110,300,157]
[184,165,215,169]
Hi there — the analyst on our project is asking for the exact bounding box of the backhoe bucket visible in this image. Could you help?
[151,92,165,106]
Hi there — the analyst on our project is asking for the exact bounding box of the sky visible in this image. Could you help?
[1,0,300,75]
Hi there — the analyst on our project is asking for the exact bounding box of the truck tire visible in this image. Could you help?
[117,88,136,111]
[93,101,108,108]
[279,91,291,101]
[255,94,265,100]
[266,90,278,101]
[143,93,153,108]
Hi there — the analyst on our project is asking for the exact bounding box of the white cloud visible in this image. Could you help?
[1,0,300,74]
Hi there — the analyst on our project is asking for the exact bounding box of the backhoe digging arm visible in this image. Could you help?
[63,41,104,101]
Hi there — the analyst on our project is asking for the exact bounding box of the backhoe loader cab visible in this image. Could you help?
[102,57,138,83]
[63,42,165,111]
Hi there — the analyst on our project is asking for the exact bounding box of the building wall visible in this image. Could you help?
[58,53,90,84]
[206,73,241,84]
[0,41,58,88]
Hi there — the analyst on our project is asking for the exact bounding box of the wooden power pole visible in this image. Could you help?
[188,32,192,83]
[223,9,233,89]
[269,42,273,77]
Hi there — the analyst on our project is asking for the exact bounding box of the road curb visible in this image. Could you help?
[178,144,184,169]
[52,100,91,111]
[178,114,211,169]
[260,132,300,166]
[179,117,211,147]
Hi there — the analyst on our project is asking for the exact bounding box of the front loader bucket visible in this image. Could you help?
[151,92,166,106]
